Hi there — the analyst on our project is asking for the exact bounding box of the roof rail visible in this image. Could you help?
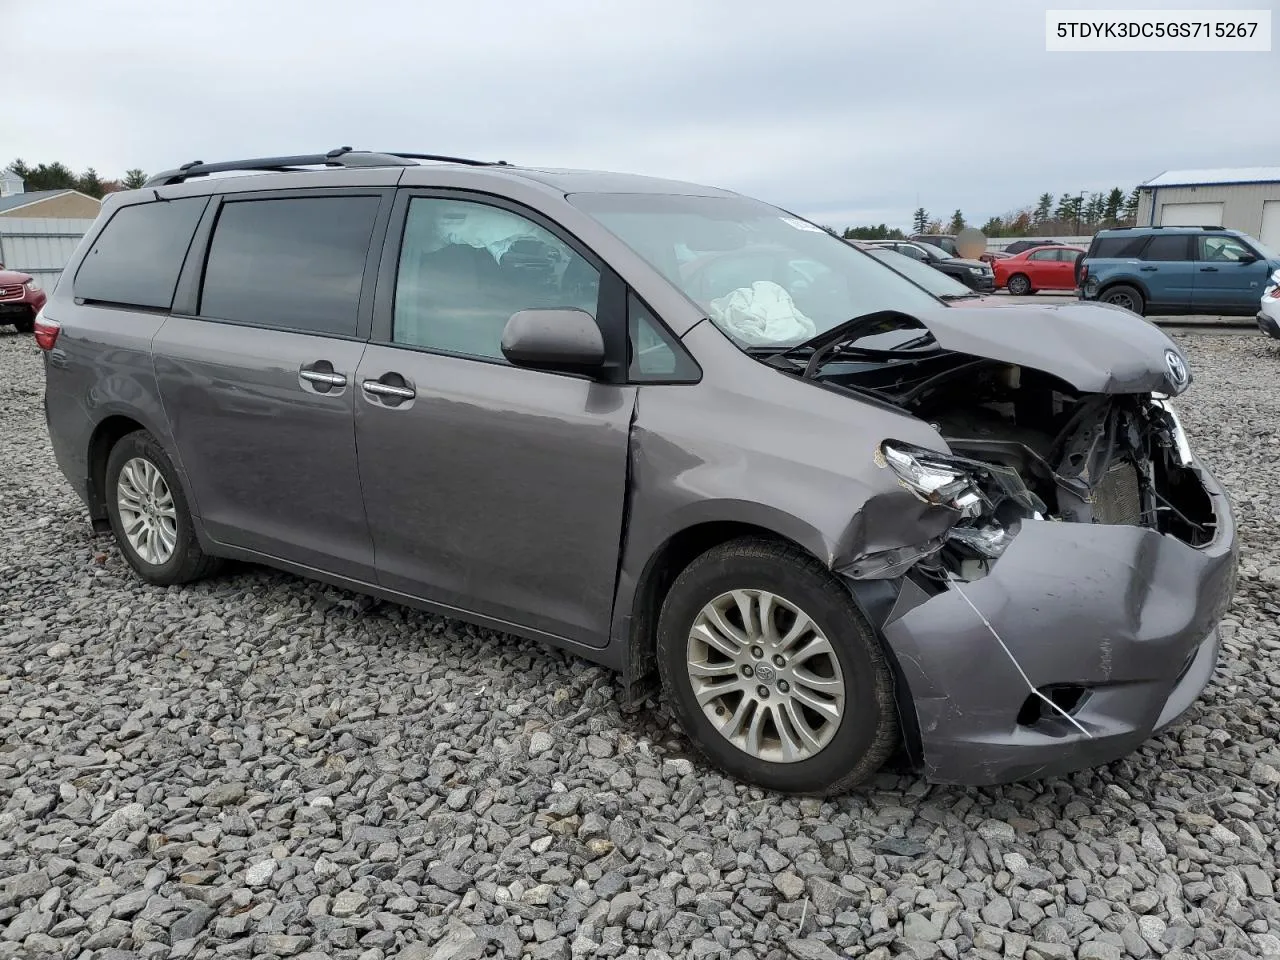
[1105,224,1225,231]
[144,146,507,187]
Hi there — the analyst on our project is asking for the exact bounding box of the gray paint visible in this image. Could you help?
[41,161,1238,785]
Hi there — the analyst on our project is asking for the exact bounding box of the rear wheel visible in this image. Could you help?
[105,430,221,585]
[1006,273,1032,296]
[656,538,899,795]
[1101,284,1145,315]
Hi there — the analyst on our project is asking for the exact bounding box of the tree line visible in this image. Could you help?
[6,159,148,198]
[830,186,1144,240]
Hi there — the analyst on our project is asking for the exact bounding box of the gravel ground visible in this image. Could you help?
[2,328,1279,960]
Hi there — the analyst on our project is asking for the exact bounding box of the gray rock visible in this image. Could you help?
[773,873,806,901]
[169,904,216,941]
[206,782,247,806]
[874,837,931,857]
[1077,943,1122,960]
[786,940,840,960]
[606,892,642,926]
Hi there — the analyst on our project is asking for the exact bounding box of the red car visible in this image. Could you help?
[994,245,1085,295]
[0,266,47,333]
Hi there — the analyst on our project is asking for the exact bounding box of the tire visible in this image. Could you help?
[105,430,221,586]
[656,538,899,795]
[12,317,34,334]
[1100,284,1145,315]
[1006,274,1032,296]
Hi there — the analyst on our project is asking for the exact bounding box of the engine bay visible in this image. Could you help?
[823,351,1217,577]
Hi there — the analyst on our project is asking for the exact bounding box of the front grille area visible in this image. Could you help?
[1094,459,1142,526]
[0,284,23,300]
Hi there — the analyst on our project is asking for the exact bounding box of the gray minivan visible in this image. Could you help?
[38,149,1236,794]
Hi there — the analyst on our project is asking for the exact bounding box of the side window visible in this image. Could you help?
[1200,235,1253,262]
[628,294,699,382]
[1028,249,1055,261]
[1140,235,1191,262]
[200,196,380,337]
[1091,236,1147,258]
[899,245,926,261]
[1056,249,1081,262]
[393,197,601,361]
[74,198,207,308]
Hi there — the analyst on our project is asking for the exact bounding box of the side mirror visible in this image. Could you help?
[500,308,605,374]
[1238,254,1260,265]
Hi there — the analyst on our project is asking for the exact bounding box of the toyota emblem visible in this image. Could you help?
[1164,349,1189,389]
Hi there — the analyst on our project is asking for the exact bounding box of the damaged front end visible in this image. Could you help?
[807,311,1237,784]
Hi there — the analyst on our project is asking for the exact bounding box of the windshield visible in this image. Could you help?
[1252,238,1279,260]
[867,248,974,297]
[568,192,941,347]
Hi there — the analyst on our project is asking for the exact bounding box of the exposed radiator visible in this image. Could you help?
[1093,459,1143,526]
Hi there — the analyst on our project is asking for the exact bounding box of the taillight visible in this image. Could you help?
[33,314,60,351]
[1079,265,1089,284]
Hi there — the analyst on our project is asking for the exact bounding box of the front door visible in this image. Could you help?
[355,192,635,646]
[1191,233,1272,311]
[154,190,388,581]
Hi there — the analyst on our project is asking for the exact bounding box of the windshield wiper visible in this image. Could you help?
[939,292,979,301]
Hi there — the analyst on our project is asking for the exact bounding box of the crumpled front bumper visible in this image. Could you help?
[882,460,1237,786]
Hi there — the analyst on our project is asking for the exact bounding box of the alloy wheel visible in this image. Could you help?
[686,589,845,763]
[116,457,178,565]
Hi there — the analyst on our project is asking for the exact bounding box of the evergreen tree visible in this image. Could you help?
[123,169,148,189]
[1033,193,1053,224]
[947,209,965,233]
[1083,192,1105,227]
[1103,187,1125,224]
[912,207,929,234]
[77,168,105,198]
[981,216,1003,236]
[1123,187,1141,223]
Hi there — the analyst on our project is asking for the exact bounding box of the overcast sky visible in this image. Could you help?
[8,0,1276,230]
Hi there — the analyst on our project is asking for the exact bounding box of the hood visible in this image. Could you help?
[935,258,988,272]
[0,269,32,284]
[915,299,1189,395]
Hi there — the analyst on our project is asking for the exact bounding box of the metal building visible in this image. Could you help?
[1136,168,1280,248]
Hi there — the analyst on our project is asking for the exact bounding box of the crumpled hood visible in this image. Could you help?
[915,299,1190,394]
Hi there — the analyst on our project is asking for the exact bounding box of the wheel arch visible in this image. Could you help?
[86,414,201,535]
[1096,276,1151,305]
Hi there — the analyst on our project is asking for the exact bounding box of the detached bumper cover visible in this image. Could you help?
[883,461,1237,785]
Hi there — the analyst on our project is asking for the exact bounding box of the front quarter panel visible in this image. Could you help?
[613,319,956,646]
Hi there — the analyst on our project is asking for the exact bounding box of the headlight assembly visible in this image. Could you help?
[878,440,1045,558]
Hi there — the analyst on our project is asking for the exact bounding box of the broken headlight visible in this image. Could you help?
[878,440,1046,558]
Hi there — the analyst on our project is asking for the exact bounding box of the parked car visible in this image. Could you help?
[1002,238,1064,256]
[0,266,47,333]
[864,240,995,292]
[1079,226,1280,316]
[1259,267,1280,339]
[39,148,1235,794]
[979,250,1011,266]
[864,246,1001,305]
[909,234,959,256]
[995,245,1086,295]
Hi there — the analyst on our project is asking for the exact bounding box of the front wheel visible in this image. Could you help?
[656,538,899,795]
[1006,274,1032,296]
[105,430,221,585]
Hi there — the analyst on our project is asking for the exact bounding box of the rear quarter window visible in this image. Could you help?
[1089,236,1148,258]
[74,198,208,308]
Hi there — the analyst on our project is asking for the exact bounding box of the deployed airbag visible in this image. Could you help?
[710,281,817,346]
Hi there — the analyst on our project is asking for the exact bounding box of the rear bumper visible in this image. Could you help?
[883,459,1237,785]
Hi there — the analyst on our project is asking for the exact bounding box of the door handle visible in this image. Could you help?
[1139,266,1158,272]
[299,370,348,387]
[362,380,416,400]
[1199,266,1219,272]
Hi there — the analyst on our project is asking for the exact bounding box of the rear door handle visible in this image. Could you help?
[1139,266,1158,272]
[1199,266,1219,272]
[362,380,416,400]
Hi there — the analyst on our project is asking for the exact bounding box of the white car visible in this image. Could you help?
[1261,267,1280,340]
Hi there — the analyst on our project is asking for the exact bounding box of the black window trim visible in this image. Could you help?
[371,187,640,384]
[72,195,211,312]
[171,186,394,342]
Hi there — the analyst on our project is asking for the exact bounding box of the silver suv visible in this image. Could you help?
[38,149,1237,794]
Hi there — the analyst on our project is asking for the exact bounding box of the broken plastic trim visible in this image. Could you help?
[948,575,1093,739]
